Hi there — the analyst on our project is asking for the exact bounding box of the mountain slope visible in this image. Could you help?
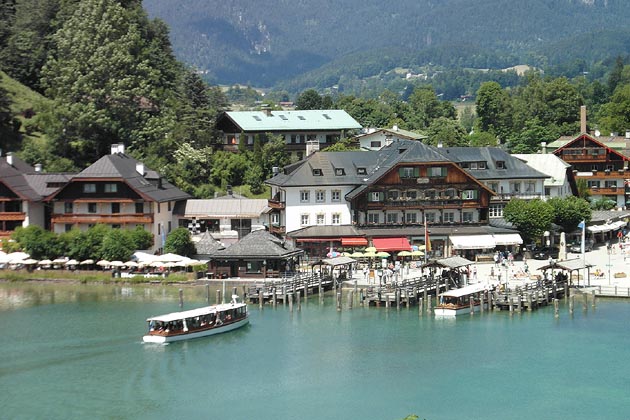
[143,0,630,87]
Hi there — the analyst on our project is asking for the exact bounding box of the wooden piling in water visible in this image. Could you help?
[427,295,432,314]
[554,298,559,318]
[282,286,287,307]
[569,295,574,315]
[179,289,184,308]
[272,288,277,307]
[419,297,423,316]
[288,293,293,312]
[395,290,401,311]
[347,290,353,310]
[216,290,221,307]
[359,289,364,306]
[527,293,533,312]
[297,291,301,311]
[258,290,263,309]
[582,293,588,312]
[591,290,597,309]
[469,298,474,315]
[206,284,210,304]
[336,292,342,311]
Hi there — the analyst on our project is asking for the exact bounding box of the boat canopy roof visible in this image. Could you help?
[146,302,245,323]
[440,282,495,298]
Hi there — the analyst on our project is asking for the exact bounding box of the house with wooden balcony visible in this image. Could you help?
[215,109,362,160]
[355,125,427,151]
[550,133,630,208]
[437,147,550,218]
[0,153,70,241]
[46,144,190,252]
[266,139,525,260]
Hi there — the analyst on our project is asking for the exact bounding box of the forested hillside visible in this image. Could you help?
[143,0,630,89]
[3,0,630,204]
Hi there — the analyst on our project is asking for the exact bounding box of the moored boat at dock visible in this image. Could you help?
[143,295,248,343]
[434,282,494,317]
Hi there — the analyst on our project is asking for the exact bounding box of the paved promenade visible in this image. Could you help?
[344,243,630,289]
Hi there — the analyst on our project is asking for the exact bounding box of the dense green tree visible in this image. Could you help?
[607,56,625,96]
[209,151,249,188]
[547,196,592,233]
[129,226,154,251]
[425,117,467,147]
[405,86,455,130]
[11,225,61,259]
[503,199,554,243]
[576,178,591,200]
[507,119,556,153]
[321,137,360,152]
[164,227,196,257]
[590,197,617,210]
[475,81,512,142]
[0,85,21,151]
[100,229,135,261]
[295,89,322,110]
[0,0,59,91]
[165,142,213,196]
[260,135,290,178]
[40,0,180,166]
[468,130,497,147]
[597,84,630,135]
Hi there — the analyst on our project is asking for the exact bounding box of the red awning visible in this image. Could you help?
[295,238,340,243]
[372,237,412,251]
[341,237,368,246]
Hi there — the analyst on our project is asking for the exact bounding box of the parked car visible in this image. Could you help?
[532,247,560,260]
[569,240,594,253]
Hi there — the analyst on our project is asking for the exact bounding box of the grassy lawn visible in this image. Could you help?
[0,269,193,284]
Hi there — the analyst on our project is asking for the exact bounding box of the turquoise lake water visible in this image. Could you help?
[0,283,629,420]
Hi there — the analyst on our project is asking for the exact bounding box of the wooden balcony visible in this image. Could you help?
[269,224,286,235]
[267,199,285,210]
[51,213,154,225]
[0,212,26,222]
[589,187,624,195]
[367,198,478,209]
[575,169,630,179]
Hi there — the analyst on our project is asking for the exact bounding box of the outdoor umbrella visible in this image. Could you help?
[397,251,412,257]
[65,259,79,266]
[38,259,52,266]
[411,250,425,258]
[376,251,390,258]
[364,247,377,253]
[96,260,111,267]
[21,258,39,265]
[363,251,377,259]
[350,251,365,258]
[109,261,125,267]
[79,259,94,265]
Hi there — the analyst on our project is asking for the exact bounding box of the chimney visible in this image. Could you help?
[437,141,443,148]
[580,105,587,133]
[227,185,233,196]
[34,163,42,172]
[117,144,125,154]
[110,144,119,155]
[392,124,399,131]
[625,131,630,140]
[6,152,13,166]
[541,142,547,154]
[263,107,272,117]
[135,162,144,175]
[272,166,279,175]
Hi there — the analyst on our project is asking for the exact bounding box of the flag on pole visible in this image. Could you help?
[578,220,586,255]
[424,213,431,253]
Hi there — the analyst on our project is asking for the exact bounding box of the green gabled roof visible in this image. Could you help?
[220,109,362,132]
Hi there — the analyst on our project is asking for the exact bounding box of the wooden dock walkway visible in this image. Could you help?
[246,272,335,305]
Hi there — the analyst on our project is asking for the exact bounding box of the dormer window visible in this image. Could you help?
[496,161,506,169]
[357,167,367,175]
[83,183,96,193]
[335,168,345,176]
[312,168,323,176]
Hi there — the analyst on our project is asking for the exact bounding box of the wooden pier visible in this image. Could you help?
[492,279,569,312]
[246,272,334,305]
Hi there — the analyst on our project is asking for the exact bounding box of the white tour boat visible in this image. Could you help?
[143,295,249,343]
[434,282,495,317]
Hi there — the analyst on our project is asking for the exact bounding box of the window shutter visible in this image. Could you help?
[414,167,420,177]
[379,191,385,201]
[398,167,405,178]
[441,167,447,177]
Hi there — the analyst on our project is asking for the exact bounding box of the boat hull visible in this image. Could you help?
[434,303,487,317]
[143,317,249,343]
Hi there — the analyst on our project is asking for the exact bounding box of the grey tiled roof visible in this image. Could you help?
[210,229,304,259]
[192,231,225,255]
[438,147,549,180]
[71,153,190,202]
[0,156,43,201]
